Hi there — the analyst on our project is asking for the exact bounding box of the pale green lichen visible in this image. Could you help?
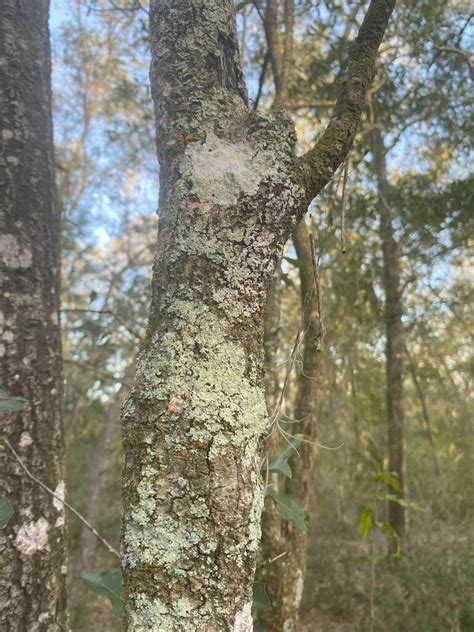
[133,300,267,465]
[181,131,280,206]
[129,593,198,632]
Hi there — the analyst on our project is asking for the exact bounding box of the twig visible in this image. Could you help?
[257,550,287,570]
[340,159,349,254]
[309,233,325,349]
[2,438,120,559]
[63,358,132,387]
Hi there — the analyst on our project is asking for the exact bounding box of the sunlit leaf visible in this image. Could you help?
[358,507,373,538]
[372,471,400,491]
[383,494,424,511]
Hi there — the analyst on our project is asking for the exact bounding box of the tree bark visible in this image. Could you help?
[373,129,406,543]
[121,1,395,629]
[0,1,67,629]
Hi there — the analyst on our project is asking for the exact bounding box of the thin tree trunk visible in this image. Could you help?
[258,220,322,631]
[70,364,133,630]
[373,129,406,543]
[405,347,440,476]
[121,1,394,628]
[0,0,67,628]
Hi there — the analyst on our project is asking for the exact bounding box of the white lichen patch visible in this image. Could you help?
[19,431,33,448]
[233,601,253,632]
[53,480,66,527]
[181,132,279,206]
[294,567,304,609]
[14,516,49,555]
[2,330,14,343]
[0,234,33,268]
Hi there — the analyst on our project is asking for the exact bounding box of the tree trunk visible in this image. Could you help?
[121,1,394,628]
[0,1,67,629]
[373,129,406,543]
[258,220,322,631]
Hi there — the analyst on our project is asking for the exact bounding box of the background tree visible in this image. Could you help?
[0,0,67,627]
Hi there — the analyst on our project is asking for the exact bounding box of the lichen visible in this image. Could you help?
[0,234,32,268]
[129,593,201,632]
[181,132,279,206]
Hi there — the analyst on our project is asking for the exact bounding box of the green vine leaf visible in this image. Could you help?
[81,570,123,616]
[252,581,272,611]
[0,390,27,413]
[266,486,309,532]
[0,499,14,529]
[268,436,303,478]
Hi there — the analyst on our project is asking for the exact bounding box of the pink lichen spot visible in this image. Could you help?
[0,234,32,269]
[15,517,49,555]
[188,201,212,214]
[233,602,253,632]
[19,432,33,448]
[167,390,186,415]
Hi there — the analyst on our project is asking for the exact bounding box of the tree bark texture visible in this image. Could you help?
[121,1,395,629]
[373,129,406,542]
[0,1,67,629]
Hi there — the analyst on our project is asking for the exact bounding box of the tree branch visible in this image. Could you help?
[297,0,396,204]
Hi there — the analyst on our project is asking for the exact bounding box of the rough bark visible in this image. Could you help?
[121,1,395,629]
[0,1,67,629]
[373,129,406,542]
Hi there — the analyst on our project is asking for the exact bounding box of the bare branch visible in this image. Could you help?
[297,0,396,204]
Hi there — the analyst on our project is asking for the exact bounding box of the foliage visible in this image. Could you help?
[81,570,123,617]
[0,499,14,529]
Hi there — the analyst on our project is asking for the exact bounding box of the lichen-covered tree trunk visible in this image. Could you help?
[258,220,322,631]
[121,1,395,629]
[0,1,67,628]
[374,130,406,542]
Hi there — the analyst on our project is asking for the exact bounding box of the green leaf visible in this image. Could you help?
[0,499,14,528]
[358,507,373,538]
[81,570,123,616]
[268,437,303,478]
[283,255,302,268]
[266,486,309,532]
[383,494,424,511]
[372,471,400,491]
[252,582,272,611]
[0,390,27,413]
